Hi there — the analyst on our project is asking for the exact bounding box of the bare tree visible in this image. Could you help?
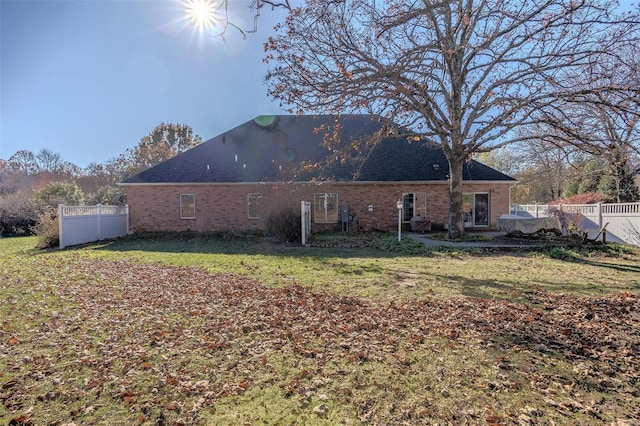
[34,148,63,173]
[188,0,292,39]
[8,150,37,175]
[531,47,640,202]
[474,147,523,180]
[263,0,640,237]
[513,135,573,203]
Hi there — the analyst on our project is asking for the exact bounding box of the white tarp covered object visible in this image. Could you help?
[497,214,562,234]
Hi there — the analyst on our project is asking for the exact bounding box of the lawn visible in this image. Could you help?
[1,233,639,425]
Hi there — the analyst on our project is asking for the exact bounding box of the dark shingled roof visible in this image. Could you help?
[121,115,515,184]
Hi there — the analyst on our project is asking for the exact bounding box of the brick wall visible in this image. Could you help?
[123,181,512,233]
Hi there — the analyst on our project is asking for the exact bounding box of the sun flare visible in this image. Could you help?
[184,0,218,32]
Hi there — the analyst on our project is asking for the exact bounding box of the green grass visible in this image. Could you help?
[6,233,639,302]
[71,232,640,300]
[1,234,639,425]
[0,235,38,256]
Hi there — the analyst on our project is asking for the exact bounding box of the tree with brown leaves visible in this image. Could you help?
[263,0,640,237]
[122,123,203,177]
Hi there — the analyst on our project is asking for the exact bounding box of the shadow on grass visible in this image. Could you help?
[572,258,640,274]
[89,235,396,260]
[81,231,480,260]
[434,273,542,301]
[48,232,640,280]
[436,272,640,301]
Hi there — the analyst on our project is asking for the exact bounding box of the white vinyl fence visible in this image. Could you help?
[511,202,640,245]
[58,204,129,249]
[301,200,311,245]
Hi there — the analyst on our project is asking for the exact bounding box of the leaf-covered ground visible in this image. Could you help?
[1,253,639,425]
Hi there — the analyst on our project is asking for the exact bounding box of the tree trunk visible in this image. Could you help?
[447,155,465,239]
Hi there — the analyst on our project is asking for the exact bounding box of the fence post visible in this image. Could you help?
[597,202,603,229]
[97,204,102,241]
[126,205,130,234]
[301,201,312,245]
[535,203,539,218]
[59,204,65,249]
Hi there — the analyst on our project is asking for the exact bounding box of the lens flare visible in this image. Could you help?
[184,0,217,33]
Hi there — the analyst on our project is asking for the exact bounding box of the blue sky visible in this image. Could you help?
[0,0,289,168]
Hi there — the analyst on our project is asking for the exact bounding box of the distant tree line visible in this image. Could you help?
[0,123,202,237]
[476,141,639,205]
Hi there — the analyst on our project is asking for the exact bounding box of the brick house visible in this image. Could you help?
[120,115,516,234]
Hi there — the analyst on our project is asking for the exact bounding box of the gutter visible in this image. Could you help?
[118,180,517,187]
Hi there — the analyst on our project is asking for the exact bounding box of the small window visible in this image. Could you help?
[247,193,262,219]
[180,194,195,219]
[314,193,338,223]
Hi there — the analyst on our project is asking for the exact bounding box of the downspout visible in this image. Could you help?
[509,184,517,214]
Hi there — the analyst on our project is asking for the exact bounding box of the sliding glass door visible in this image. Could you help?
[463,193,489,227]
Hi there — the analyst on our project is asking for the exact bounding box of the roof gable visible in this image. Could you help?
[122,115,516,184]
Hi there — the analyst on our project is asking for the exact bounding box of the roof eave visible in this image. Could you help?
[119,179,516,186]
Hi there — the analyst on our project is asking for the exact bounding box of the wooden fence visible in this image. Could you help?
[58,204,129,249]
[511,202,640,245]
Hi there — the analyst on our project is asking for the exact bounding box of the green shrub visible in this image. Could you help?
[87,185,124,205]
[265,207,301,243]
[33,181,85,208]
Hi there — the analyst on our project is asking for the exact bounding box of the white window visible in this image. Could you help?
[314,193,338,223]
[247,193,262,219]
[402,192,427,222]
[180,194,195,219]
